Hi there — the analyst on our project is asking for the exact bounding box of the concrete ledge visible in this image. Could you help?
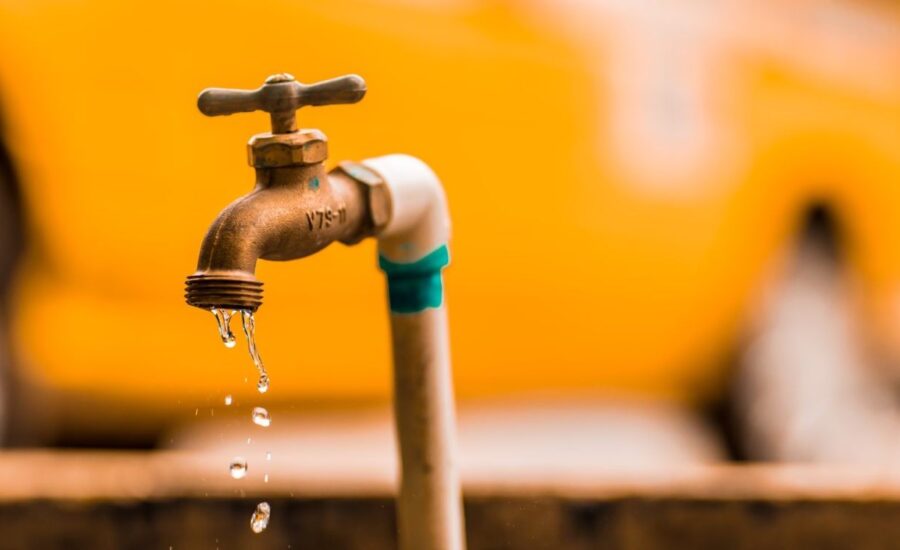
[3,452,900,548]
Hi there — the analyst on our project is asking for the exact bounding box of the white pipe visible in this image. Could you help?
[363,154,465,550]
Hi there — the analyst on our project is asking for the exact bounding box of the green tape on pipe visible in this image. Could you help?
[378,244,450,314]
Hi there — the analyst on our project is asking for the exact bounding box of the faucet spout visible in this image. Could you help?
[185,162,371,311]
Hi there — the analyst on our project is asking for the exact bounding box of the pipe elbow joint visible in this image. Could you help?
[362,154,450,263]
[362,155,451,314]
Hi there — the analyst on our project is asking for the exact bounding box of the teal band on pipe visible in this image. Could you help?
[378,244,450,314]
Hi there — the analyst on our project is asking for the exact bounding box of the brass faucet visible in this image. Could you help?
[185,73,388,310]
[184,73,465,550]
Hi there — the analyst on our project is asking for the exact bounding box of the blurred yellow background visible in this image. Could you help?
[0,0,897,432]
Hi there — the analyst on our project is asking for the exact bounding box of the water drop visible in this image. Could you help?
[247,437,252,444]
[229,457,248,479]
[240,311,270,393]
[194,408,199,416]
[250,501,270,534]
[264,473,269,483]
[224,394,233,406]
[210,308,236,348]
[252,407,271,427]
[266,451,272,461]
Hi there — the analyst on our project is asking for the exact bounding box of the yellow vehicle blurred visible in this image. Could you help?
[0,0,897,441]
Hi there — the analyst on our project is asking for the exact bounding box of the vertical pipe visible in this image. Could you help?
[380,243,463,550]
[366,155,464,550]
[390,305,464,550]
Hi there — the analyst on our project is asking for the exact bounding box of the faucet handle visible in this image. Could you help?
[197,73,367,134]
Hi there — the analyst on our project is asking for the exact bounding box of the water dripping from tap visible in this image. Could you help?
[210,308,237,348]
[240,310,270,393]
[252,407,271,427]
[209,308,269,392]
[250,502,270,534]
[229,457,248,479]
[208,307,273,532]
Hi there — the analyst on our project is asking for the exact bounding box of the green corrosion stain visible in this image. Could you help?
[378,245,450,314]
[309,177,320,190]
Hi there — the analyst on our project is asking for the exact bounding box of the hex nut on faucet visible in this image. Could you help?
[248,130,329,168]
[337,161,392,243]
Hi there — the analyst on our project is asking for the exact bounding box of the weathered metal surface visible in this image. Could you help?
[335,161,392,240]
[197,73,366,134]
[247,129,329,169]
[184,74,378,312]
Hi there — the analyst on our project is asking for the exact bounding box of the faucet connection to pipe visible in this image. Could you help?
[183,73,465,550]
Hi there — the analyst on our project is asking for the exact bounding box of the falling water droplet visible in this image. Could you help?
[247,437,252,445]
[224,394,233,406]
[240,311,270,393]
[264,473,269,483]
[266,451,272,461]
[250,502,270,534]
[229,457,248,479]
[211,308,237,348]
[252,407,271,427]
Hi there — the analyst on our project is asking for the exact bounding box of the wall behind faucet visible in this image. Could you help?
[0,0,897,439]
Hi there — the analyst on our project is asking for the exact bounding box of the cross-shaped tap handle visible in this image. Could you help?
[197,73,367,134]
